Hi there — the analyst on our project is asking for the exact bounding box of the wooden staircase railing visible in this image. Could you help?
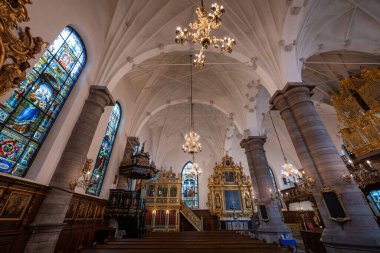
[180,201,203,231]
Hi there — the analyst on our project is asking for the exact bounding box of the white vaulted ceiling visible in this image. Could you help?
[25,0,380,177]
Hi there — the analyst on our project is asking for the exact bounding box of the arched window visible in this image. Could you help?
[0,26,86,177]
[181,162,199,208]
[87,103,121,196]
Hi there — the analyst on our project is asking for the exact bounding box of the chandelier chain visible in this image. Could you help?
[269,111,287,162]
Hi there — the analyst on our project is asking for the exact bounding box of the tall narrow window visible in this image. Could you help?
[0,26,86,177]
[181,162,199,208]
[87,103,121,196]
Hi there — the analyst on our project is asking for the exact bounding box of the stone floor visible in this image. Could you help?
[81,231,293,253]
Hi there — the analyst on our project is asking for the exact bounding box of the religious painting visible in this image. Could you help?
[224,190,241,210]
[170,186,177,197]
[86,204,97,220]
[86,103,121,196]
[65,200,79,220]
[0,26,86,178]
[0,191,32,220]
[96,206,105,220]
[224,171,235,182]
[75,202,89,220]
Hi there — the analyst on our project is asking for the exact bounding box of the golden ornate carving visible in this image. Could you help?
[0,0,47,97]
[145,168,182,232]
[69,158,93,191]
[332,68,380,157]
[207,154,255,219]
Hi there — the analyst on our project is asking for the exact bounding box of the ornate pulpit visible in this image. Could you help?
[207,154,255,230]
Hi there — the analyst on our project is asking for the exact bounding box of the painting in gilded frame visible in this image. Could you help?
[224,190,241,210]
[0,191,32,220]
[76,202,89,220]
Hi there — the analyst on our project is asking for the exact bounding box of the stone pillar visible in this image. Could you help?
[271,83,380,253]
[25,86,114,253]
[271,90,330,227]
[241,136,291,243]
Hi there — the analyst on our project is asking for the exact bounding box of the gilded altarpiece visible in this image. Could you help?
[207,155,255,230]
[145,169,181,231]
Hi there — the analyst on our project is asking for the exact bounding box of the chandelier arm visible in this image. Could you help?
[269,111,287,163]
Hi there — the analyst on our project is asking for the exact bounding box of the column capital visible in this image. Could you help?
[89,85,115,106]
[240,135,266,149]
[269,82,315,108]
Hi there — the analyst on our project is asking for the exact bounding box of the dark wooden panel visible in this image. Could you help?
[0,175,49,253]
[55,193,107,253]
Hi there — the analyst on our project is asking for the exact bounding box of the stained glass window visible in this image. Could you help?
[0,26,86,177]
[181,162,199,209]
[369,190,380,212]
[86,103,121,196]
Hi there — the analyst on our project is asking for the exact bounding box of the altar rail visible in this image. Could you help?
[180,201,203,231]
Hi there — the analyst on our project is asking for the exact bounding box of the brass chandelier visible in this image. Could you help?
[175,0,236,67]
[182,55,202,154]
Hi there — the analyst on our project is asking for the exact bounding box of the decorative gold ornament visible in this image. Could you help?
[175,1,236,67]
[0,0,47,97]
[69,158,94,190]
[332,68,380,158]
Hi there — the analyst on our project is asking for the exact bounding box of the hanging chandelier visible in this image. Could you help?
[175,0,236,67]
[269,112,301,185]
[189,154,202,176]
[182,55,202,154]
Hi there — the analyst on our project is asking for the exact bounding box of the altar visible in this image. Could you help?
[207,154,256,231]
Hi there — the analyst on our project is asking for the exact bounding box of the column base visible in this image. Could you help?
[24,223,66,253]
[322,228,380,253]
[252,224,292,243]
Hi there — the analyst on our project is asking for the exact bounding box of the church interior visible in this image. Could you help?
[0,0,379,252]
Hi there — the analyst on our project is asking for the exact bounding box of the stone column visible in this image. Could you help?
[241,136,291,243]
[271,90,329,227]
[272,83,380,253]
[25,86,114,253]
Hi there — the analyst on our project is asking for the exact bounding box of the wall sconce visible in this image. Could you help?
[341,173,353,184]
[69,158,93,190]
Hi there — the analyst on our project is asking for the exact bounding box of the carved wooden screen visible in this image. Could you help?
[0,26,86,177]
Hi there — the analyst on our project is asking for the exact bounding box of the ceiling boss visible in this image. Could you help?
[175,0,236,67]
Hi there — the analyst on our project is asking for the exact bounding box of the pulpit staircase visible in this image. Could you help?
[180,201,203,231]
